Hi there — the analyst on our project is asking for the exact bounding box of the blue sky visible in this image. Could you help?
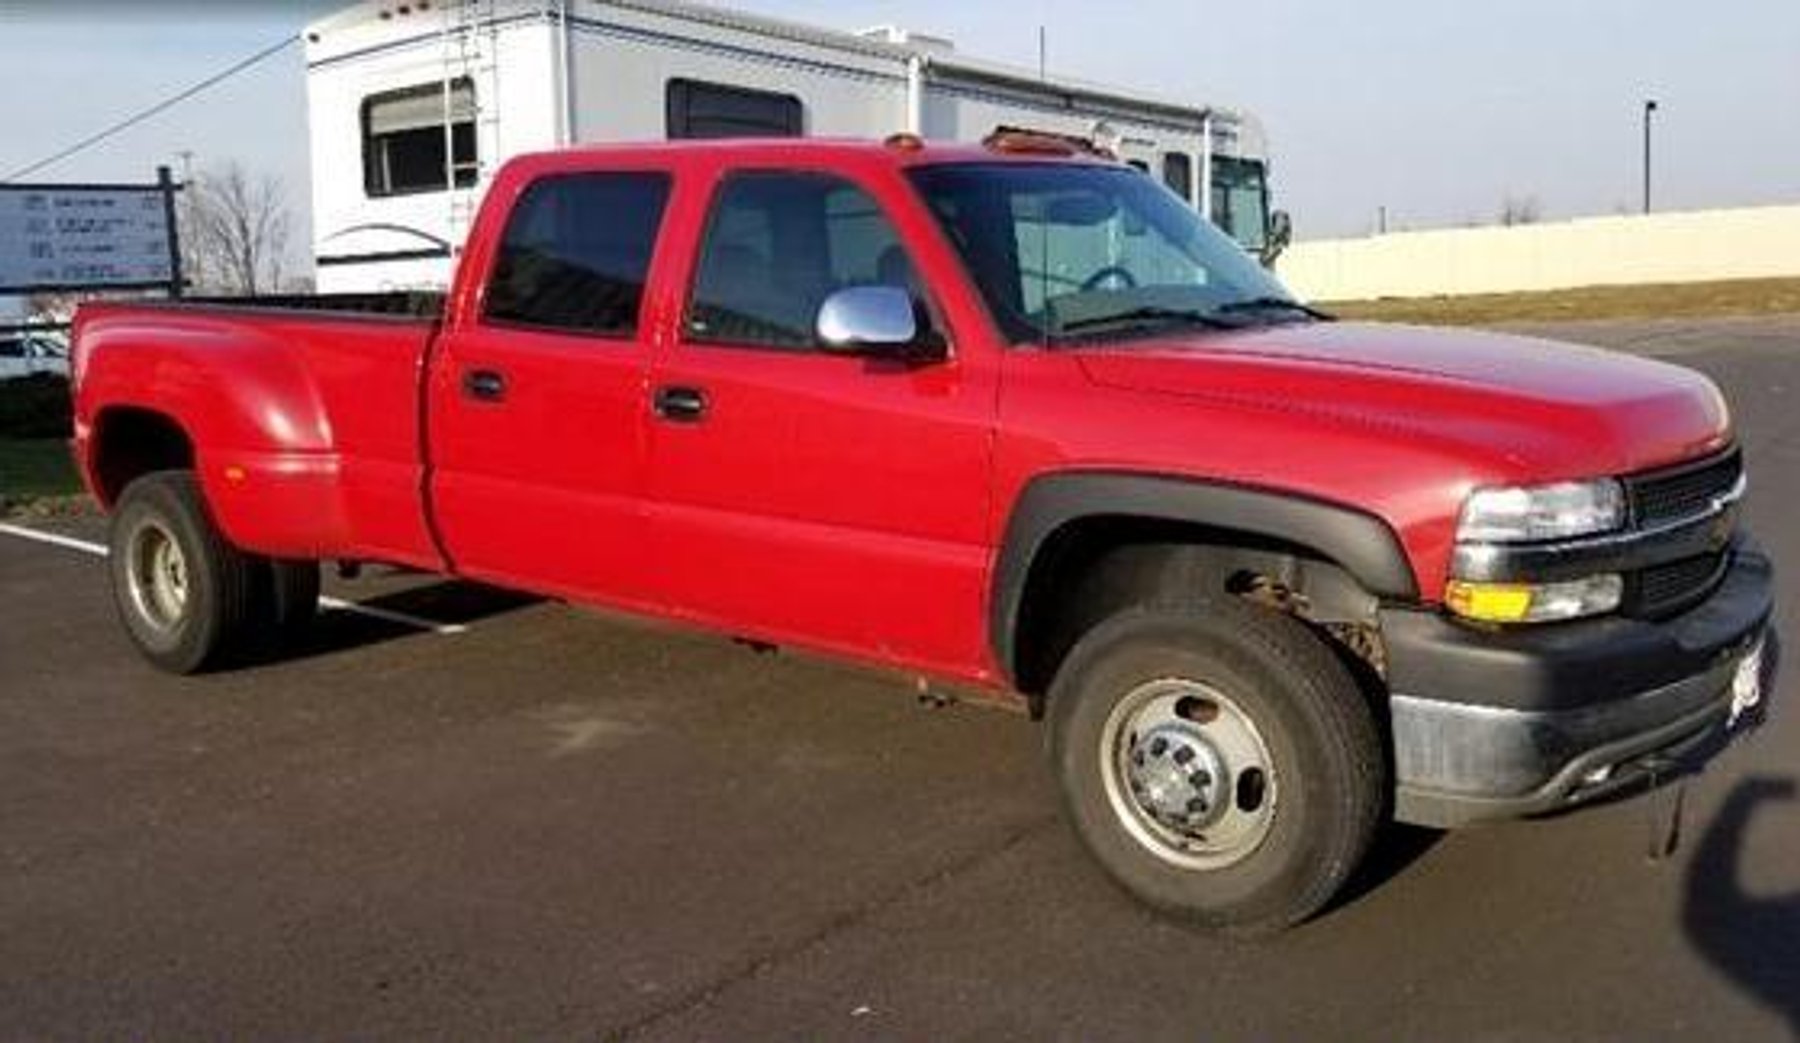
[1,0,1796,248]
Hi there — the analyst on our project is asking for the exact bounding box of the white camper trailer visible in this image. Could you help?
[304,0,1280,292]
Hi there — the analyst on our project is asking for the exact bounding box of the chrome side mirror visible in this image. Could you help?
[815,285,927,357]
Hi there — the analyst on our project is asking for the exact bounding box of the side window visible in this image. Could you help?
[824,184,921,292]
[687,173,928,351]
[666,79,804,139]
[0,339,24,359]
[1162,152,1193,203]
[362,78,477,197]
[483,172,673,337]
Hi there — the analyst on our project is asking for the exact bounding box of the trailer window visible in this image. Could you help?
[1162,153,1193,204]
[666,79,804,139]
[483,172,673,337]
[362,79,478,198]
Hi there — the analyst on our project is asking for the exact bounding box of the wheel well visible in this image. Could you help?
[1010,517,1386,705]
[91,407,195,506]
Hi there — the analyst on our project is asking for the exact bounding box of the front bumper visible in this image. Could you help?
[1382,539,1773,828]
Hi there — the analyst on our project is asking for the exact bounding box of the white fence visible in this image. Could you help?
[1276,204,1800,302]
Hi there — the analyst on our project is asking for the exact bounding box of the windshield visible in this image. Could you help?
[1211,156,1269,252]
[907,162,1300,344]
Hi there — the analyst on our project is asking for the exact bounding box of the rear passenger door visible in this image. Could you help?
[428,169,673,604]
[642,168,998,676]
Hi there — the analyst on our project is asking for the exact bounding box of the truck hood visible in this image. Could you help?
[1072,321,1732,477]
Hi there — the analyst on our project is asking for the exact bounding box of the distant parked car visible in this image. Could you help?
[0,334,70,380]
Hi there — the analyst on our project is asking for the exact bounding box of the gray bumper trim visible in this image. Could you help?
[1390,634,1763,828]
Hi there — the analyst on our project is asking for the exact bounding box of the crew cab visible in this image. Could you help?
[70,136,1773,932]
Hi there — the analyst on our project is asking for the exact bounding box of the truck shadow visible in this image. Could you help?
[1331,821,1444,910]
[1682,774,1800,1040]
[350,578,543,627]
[283,580,542,662]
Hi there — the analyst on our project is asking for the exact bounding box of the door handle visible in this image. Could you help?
[462,367,508,402]
[652,385,708,423]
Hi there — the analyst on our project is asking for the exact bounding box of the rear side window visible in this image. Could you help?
[666,79,804,139]
[484,172,673,336]
[687,172,926,350]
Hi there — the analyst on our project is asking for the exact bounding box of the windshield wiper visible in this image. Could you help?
[1052,306,1244,338]
[1214,296,1335,321]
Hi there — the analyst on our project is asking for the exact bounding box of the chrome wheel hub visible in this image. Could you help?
[1125,721,1228,831]
[126,521,189,634]
[1100,678,1278,870]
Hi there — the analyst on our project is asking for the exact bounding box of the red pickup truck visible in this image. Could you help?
[70,136,1772,932]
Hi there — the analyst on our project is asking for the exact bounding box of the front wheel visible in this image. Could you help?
[1047,599,1385,933]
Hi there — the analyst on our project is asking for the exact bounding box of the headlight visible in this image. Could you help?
[1448,478,1627,624]
[1445,575,1623,624]
[1456,479,1624,543]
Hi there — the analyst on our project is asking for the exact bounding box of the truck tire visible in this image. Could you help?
[1046,598,1384,933]
[108,471,259,674]
[261,559,321,643]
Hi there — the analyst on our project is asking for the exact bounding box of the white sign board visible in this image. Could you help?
[0,184,174,293]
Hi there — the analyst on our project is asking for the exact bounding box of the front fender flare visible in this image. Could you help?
[989,472,1420,684]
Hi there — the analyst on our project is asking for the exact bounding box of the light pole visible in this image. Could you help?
[1642,99,1658,214]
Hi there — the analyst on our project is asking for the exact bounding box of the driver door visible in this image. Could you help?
[641,166,999,676]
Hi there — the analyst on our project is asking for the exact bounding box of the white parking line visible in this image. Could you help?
[318,595,466,635]
[0,522,464,635]
[0,522,106,558]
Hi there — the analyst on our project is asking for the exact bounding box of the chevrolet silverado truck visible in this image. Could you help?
[70,136,1773,932]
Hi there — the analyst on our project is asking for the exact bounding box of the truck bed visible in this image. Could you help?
[71,293,447,570]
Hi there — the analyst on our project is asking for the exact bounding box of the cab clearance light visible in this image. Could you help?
[981,126,1115,159]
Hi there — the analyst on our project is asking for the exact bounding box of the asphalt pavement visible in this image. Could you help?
[3,317,1798,1042]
